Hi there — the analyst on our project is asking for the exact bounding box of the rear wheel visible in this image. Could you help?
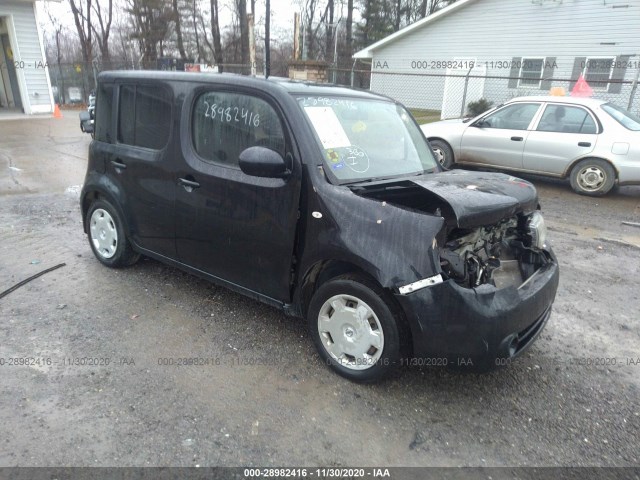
[569,159,615,196]
[308,274,408,383]
[429,139,454,169]
[86,199,140,268]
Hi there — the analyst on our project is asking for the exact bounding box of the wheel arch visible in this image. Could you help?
[563,156,619,180]
[81,187,131,237]
[296,259,413,353]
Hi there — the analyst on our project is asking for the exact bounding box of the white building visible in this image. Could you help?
[354,0,640,117]
[0,0,58,115]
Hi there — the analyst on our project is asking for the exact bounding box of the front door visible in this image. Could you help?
[459,102,542,169]
[176,89,301,302]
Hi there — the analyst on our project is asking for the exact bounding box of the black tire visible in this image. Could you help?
[307,274,409,383]
[80,123,85,133]
[86,199,140,268]
[429,139,454,169]
[569,158,616,196]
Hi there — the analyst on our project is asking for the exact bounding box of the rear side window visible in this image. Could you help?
[118,85,172,149]
[192,92,285,167]
[537,105,597,134]
[95,83,114,143]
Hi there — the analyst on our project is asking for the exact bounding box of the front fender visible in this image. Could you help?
[300,184,444,291]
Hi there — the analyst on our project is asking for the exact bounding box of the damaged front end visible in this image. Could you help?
[439,211,550,290]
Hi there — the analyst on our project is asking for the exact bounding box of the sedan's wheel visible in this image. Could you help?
[429,139,454,169]
[569,159,615,196]
[86,199,140,268]
[308,274,408,382]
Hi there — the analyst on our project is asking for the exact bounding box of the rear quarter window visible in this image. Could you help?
[95,83,114,143]
[117,84,172,150]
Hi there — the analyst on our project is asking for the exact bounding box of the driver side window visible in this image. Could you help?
[481,103,541,130]
[192,91,285,168]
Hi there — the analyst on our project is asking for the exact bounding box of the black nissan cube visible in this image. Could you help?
[81,71,559,382]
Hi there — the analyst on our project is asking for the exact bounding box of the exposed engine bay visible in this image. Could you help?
[439,214,550,289]
[350,177,552,290]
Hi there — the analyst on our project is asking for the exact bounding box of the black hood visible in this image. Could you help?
[410,170,538,228]
[351,170,538,229]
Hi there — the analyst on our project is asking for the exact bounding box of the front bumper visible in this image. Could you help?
[395,252,559,372]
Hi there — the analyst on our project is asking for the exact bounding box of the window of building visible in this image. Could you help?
[192,91,285,168]
[518,58,545,88]
[117,85,171,149]
[583,58,614,91]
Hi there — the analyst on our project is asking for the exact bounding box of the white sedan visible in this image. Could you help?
[420,96,640,196]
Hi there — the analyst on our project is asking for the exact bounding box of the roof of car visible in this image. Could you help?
[507,96,608,107]
[98,70,386,101]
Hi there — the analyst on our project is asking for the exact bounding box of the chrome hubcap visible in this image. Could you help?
[578,166,606,191]
[432,147,445,165]
[90,208,118,259]
[318,294,384,370]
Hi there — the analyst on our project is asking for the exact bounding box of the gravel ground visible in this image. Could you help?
[0,116,639,468]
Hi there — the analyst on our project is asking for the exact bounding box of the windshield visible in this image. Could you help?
[602,103,640,131]
[297,96,438,183]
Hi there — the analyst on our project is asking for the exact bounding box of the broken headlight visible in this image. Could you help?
[527,212,547,250]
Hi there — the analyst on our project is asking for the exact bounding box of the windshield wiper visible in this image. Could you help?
[346,171,425,186]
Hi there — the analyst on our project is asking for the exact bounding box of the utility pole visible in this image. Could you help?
[248,13,256,76]
[265,0,271,77]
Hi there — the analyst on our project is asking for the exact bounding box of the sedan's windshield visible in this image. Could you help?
[297,96,438,183]
[602,103,640,131]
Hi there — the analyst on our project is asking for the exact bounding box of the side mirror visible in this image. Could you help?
[239,146,289,178]
[79,111,94,134]
[472,119,488,128]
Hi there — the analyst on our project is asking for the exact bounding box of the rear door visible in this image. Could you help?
[459,102,542,169]
[175,88,301,302]
[523,103,598,175]
[104,83,176,257]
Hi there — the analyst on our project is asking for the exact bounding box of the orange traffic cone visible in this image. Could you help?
[53,104,63,119]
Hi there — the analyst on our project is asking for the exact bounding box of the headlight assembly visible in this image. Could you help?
[527,211,547,250]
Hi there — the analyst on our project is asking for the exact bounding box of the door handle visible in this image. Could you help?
[179,177,200,190]
[510,136,524,142]
[578,142,592,147]
[111,159,127,170]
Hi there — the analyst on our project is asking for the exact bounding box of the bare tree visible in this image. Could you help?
[210,0,223,69]
[46,7,67,103]
[68,0,93,65]
[172,0,188,60]
[236,0,250,71]
[92,0,114,64]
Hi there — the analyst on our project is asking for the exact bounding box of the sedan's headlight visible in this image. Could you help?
[528,211,547,249]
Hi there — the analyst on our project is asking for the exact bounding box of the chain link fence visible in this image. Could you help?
[328,66,640,123]
[48,60,640,124]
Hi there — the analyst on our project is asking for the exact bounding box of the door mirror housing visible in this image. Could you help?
[239,146,289,178]
[472,119,489,128]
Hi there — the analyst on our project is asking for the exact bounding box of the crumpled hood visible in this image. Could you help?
[410,170,538,228]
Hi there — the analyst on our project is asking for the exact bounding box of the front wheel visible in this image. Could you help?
[86,199,140,268]
[307,275,408,383]
[429,139,454,169]
[569,159,615,196]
